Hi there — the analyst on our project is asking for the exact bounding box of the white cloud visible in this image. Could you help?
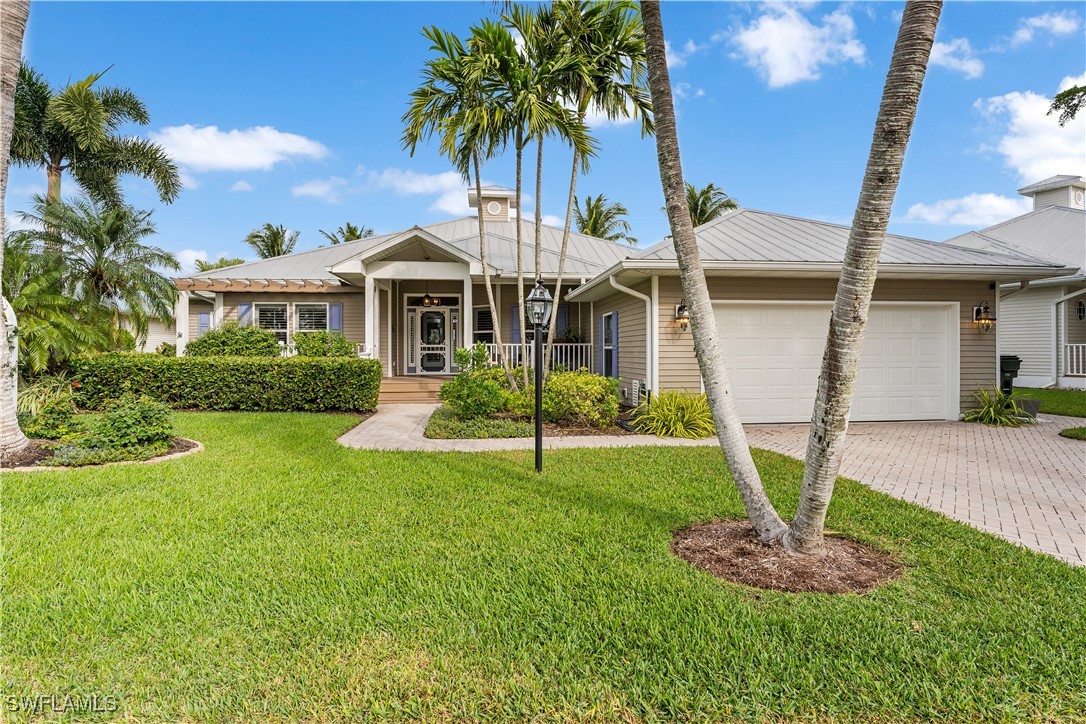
[291,176,350,203]
[730,5,865,88]
[363,168,471,215]
[905,193,1031,226]
[149,125,329,173]
[673,82,706,100]
[974,72,1086,183]
[930,38,984,79]
[665,38,706,69]
[176,249,209,273]
[230,180,253,192]
[1010,11,1082,47]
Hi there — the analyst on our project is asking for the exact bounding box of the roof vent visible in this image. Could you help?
[468,185,517,221]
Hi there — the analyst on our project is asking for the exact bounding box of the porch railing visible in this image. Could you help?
[483,342,593,372]
[1066,344,1086,376]
[279,342,371,358]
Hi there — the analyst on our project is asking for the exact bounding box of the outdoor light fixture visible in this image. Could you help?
[973,301,996,334]
[675,299,691,333]
[525,279,554,473]
[421,284,440,307]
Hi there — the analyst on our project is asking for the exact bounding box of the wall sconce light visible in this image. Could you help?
[973,301,996,334]
[675,299,691,333]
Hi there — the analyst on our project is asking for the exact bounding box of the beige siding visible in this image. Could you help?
[998,286,1062,378]
[188,300,213,340]
[218,291,366,344]
[655,276,997,414]
[593,280,649,401]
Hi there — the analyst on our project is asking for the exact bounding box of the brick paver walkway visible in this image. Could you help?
[339,405,1085,566]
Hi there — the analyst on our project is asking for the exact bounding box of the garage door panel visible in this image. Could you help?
[714,303,951,423]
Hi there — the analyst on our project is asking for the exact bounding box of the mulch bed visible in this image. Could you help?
[1,437,200,470]
[672,519,903,594]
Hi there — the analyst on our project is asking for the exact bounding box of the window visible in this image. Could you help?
[1078,300,1085,322]
[295,303,329,332]
[473,307,494,344]
[256,304,288,343]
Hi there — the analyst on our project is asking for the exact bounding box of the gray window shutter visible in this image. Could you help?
[611,311,619,377]
[198,312,211,337]
[556,304,569,336]
[599,315,605,374]
[238,302,252,326]
[329,303,343,333]
[510,305,521,343]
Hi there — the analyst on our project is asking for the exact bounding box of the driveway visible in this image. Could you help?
[745,415,1085,566]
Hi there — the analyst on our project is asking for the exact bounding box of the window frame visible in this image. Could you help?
[294,302,330,334]
[473,306,495,344]
[254,302,289,344]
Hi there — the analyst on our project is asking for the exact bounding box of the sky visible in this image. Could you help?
[7,1,1085,271]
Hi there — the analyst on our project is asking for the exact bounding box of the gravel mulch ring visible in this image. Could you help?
[672,519,903,594]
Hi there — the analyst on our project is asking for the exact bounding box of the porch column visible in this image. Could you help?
[463,278,473,348]
[364,275,376,359]
[175,292,189,356]
[212,292,224,329]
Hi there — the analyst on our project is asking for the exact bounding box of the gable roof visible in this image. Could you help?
[946,205,1086,270]
[1017,175,1086,196]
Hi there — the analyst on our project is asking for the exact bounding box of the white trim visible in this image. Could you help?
[401,293,462,376]
[254,302,289,344]
[364,276,376,360]
[1051,287,1086,381]
[174,292,189,356]
[294,301,330,333]
[650,275,660,394]
[212,293,224,329]
[385,287,393,373]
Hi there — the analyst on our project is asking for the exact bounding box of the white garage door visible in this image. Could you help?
[714,302,954,423]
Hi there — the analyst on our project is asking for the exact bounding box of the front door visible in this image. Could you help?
[417,309,450,373]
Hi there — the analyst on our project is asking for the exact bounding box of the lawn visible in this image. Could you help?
[4,412,1084,720]
[1016,386,1086,418]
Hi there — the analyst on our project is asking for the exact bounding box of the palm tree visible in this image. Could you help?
[11,63,181,208]
[319,222,374,245]
[0,0,32,457]
[641,0,941,555]
[545,0,654,372]
[684,182,738,226]
[574,193,636,244]
[244,223,299,259]
[403,26,520,392]
[194,256,245,272]
[23,197,180,342]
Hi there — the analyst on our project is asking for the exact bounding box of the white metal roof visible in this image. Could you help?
[1017,175,1086,196]
[946,205,1086,270]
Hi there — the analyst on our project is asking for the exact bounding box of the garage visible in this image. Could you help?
[714,302,957,423]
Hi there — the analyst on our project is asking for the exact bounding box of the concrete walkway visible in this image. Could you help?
[339,405,1085,566]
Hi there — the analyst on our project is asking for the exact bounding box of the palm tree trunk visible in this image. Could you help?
[515,128,529,388]
[641,0,786,540]
[542,134,579,377]
[474,152,519,392]
[0,0,32,458]
[534,136,543,285]
[46,163,62,204]
[784,0,942,556]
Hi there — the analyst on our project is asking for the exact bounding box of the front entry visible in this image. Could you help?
[405,304,460,374]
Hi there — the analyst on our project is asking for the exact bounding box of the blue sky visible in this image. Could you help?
[7,1,1085,270]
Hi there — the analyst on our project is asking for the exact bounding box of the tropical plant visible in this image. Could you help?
[403,25,519,392]
[1048,83,1085,126]
[318,223,374,245]
[574,193,636,244]
[683,182,738,227]
[15,372,73,417]
[21,196,179,342]
[244,223,298,259]
[194,256,244,272]
[641,0,942,555]
[0,0,32,456]
[631,391,715,438]
[184,322,279,357]
[11,62,181,208]
[963,387,1025,427]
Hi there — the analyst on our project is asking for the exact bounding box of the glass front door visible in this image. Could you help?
[418,310,448,373]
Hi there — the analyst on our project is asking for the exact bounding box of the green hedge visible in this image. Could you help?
[70,353,382,412]
[185,323,279,357]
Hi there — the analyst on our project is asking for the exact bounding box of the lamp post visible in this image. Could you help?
[525,279,554,473]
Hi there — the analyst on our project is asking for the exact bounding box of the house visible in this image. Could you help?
[172,185,1073,423]
[946,175,1086,389]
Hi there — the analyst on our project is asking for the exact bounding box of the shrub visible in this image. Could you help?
[17,374,75,417]
[631,391,716,439]
[963,387,1027,427]
[155,342,176,356]
[293,331,356,357]
[505,370,620,428]
[47,441,169,467]
[21,389,78,440]
[94,394,173,448]
[425,406,532,439]
[439,345,508,419]
[112,328,137,352]
[185,323,279,357]
[69,353,382,412]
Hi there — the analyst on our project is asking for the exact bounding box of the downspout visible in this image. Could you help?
[608,276,652,398]
[1051,287,1086,386]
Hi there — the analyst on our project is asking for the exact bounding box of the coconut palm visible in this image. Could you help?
[244,223,299,259]
[403,25,520,391]
[11,63,181,208]
[684,182,738,227]
[22,196,180,342]
[1,0,32,457]
[641,0,942,555]
[194,256,245,272]
[545,0,654,371]
[574,194,636,244]
[319,222,374,245]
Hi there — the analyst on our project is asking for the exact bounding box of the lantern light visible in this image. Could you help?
[675,299,691,333]
[973,301,996,334]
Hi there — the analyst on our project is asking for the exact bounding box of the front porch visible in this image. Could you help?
[1062,343,1086,388]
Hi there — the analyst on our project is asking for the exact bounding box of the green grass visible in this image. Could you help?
[424,405,532,439]
[4,412,1084,720]
[1059,426,1086,440]
[1016,386,1086,418]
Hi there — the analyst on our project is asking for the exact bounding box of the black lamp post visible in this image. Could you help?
[525,278,554,473]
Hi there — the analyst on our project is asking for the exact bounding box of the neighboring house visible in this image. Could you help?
[118,313,176,353]
[947,175,1086,389]
[172,185,1072,423]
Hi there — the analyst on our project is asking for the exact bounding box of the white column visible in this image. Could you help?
[212,292,224,328]
[364,275,376,358]
[463,278,473,348]
[175,292,189,356]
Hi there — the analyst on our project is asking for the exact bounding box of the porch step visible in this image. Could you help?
[378,377,450,404]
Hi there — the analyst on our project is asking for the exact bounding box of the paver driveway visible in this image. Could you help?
[341,407,1085,566]
[745,415,1085,566]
